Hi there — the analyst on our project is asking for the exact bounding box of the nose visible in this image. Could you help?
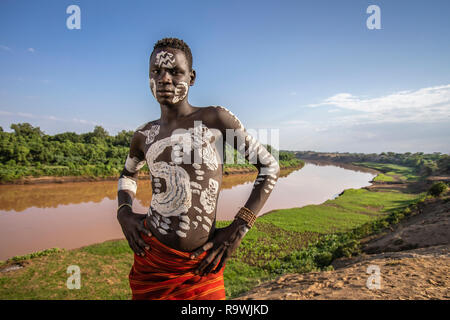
[158,70,172,84]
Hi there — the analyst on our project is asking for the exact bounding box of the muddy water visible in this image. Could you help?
[0,161,376,260]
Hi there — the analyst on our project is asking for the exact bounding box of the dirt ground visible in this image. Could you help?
[236,189,450,300]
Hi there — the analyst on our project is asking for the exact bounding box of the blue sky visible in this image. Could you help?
[1,0,449,153]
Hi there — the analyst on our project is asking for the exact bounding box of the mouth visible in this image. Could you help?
[156,90,174,98]
[157,90,174,97]
[157,88,174,93]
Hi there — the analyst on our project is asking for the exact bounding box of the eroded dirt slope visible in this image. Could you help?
[236,194,450,300]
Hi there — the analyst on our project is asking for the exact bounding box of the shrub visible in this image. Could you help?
[428,182,448,197]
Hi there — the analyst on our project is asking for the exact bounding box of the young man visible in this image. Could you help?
[117,38,280,300]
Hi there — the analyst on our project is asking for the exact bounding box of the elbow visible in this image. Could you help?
[270,157,280,179]
[273,161,281,179]
[260,159,280,179]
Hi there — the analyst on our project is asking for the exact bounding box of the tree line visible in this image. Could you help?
[295,150,450,176]
[0,123,301,182]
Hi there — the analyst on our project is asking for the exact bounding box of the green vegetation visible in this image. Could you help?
[0,162,426,299]
[297,150,450,177]
[428,181,448,197]
[0,123,302,183]
[373,173,395,182]
[353,162,421,182]
[6,248,65,263]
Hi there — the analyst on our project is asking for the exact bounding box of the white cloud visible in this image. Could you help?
[282,119,310,126]
[277,85,450,153]
[307,84,450,125]
[27,48,35,53]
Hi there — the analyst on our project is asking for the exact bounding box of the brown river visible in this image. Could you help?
[0,161,377,260]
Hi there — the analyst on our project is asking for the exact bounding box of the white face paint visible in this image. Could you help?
[150,78,157,98]
[172,81,189,103]
[152,50,192,104]
[154,51,176,69]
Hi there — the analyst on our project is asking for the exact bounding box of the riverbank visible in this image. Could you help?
[236,193,450,300]
[0,161,431,299]
[0,162,304,185]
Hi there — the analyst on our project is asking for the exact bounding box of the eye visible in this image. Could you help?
[152,69,159,74]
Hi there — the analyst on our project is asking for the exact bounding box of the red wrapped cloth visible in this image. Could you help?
[128,223,226,300]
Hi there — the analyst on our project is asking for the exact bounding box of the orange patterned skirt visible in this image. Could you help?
[128,231,226,300]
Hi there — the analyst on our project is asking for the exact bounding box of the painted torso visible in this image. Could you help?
[138,107,224,252]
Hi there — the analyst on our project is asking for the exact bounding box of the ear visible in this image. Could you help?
[189,69,196,86]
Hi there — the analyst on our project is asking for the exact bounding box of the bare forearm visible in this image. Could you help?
[117,168,139,216]
[117,189,134,213]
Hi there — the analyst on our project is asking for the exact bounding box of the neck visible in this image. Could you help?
[159,100,193,125]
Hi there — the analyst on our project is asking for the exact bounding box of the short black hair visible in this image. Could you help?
[152,37,193,70]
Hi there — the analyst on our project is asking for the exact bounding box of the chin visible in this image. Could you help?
[158,99,178,106]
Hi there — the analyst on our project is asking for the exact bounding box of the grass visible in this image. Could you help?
[353,162,421,182]
[373,173,396,182]
[0,162,426,299]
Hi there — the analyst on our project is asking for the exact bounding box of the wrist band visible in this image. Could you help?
[234,206,257,228]
[117,203,132,213]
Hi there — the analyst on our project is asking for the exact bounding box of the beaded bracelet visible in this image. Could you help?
[234,206,257,228]
[117,203,132,213]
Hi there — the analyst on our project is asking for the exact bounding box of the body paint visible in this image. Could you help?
[118,176,137,195]
[172,81,189,103]
[155,51,176,69]
[125,155,146,173]
[150,78,157,98]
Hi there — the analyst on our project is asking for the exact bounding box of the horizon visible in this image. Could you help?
[1,0,449,154]
[2,121,447,156]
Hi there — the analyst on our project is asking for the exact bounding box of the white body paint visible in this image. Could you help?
[118,176,137,195]
[125,155,146,173]
[217,106,244,129]
[146,135,193,217]
[216,105,280,194]
[125,106,279,240]
[139,125,160,145]
[199,178,219,214]
[141,122,221,238]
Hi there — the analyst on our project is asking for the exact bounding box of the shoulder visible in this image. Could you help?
[206,105,245,131]
[130,119,160,150]
[135,119,160,133]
